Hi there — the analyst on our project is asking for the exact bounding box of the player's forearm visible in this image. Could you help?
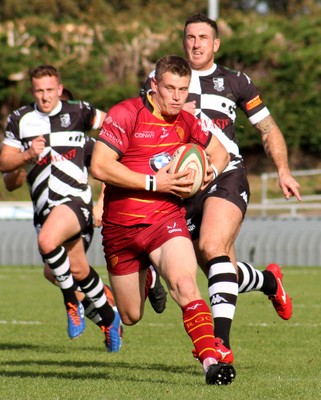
[206,135,230,175]
[3,169,26,191]
[0,151,32,173]
[257,116,291,176]
[91,157,146,190]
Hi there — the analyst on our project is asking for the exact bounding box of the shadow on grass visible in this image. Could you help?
[0,362,200,384]
[0,342,202,384]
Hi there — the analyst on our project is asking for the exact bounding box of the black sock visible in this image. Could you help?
[262,271,277,296]
[77,267,115,327]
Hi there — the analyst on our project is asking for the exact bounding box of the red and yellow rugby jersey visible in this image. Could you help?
[97,94,211,226]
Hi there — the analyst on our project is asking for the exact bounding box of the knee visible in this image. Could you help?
[198,236,218,260]
[170,275,200,306]
[198,236,230,261]
[38,231,56,254]
[119,309,143,326]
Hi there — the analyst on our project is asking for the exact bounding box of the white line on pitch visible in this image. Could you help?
[0,320,42,325]
[248,322,321,327]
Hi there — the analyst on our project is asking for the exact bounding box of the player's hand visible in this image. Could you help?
[278,172,301,201]
[93,201,103,227]
[155,163,195,197]
[28,135,46,158]
[182,101,196,115]
[201,163,215,189]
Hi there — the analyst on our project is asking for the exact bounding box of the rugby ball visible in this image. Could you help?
[169,143,208,198]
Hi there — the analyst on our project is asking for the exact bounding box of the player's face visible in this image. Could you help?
[31,75,63,113]
[151,72,190,117]
[184,22,220,71]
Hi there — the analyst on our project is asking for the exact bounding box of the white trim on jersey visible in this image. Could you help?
[248,107,270,125]
[49,131,86,147]
[92,109,103,130]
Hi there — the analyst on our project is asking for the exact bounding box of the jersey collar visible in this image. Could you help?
[191,63,217,77]
[34,100,63,117]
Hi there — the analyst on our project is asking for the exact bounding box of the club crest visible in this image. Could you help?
[60,113,71,128]
[213,77,225,92]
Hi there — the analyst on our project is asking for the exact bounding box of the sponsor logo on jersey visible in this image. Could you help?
[160,127,169,138]
[134,131,155,139]
[100,128,123,145]
[245,95,262,111]
[167,222,182,234]
[150,152,171,172]
[105,116,125,133]
[213,77,225,92]
[60,113,71,128]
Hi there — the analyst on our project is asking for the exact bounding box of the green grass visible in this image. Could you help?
[0,266,320,400]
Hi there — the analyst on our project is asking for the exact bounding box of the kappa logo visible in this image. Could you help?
[56,275,70,283]
[211,294,228,305]
[167,222,182,234]
[81,207,90,222]
[240,191,248,204]
[208,184,217,194]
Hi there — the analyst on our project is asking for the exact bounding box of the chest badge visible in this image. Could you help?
[60,113,71,128]
[213,77,225,92]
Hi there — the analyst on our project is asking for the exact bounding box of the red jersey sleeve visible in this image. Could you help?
[98,98,140,157]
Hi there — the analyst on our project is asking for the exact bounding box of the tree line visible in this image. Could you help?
[0,1,320,167]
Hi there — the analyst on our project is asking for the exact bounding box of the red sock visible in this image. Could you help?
[182,299,220,363]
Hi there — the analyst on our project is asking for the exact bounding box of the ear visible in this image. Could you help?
[150,77,157,92]
[58,84,64,98]
[214,38,221,53]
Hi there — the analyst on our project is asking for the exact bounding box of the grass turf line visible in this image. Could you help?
[0,266,320,399]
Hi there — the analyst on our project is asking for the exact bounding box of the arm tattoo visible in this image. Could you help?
[255,115,277,159]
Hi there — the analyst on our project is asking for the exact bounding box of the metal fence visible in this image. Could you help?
[252,168,321,217]
[0,167,320,267]
[0,216,320,267]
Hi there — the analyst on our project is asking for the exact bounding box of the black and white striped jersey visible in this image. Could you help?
[142,63,270,166]
[188,63,270,160]
[4,100,100,224]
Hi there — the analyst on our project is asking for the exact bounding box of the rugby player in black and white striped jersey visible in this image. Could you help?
[0,65,123,349]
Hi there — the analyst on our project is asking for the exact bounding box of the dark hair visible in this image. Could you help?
[155,55,191,82]
[29,65,61,83]
[184,13,219,38]
[61,88,74,101]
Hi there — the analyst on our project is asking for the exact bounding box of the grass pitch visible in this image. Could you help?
[0,265,320,400]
